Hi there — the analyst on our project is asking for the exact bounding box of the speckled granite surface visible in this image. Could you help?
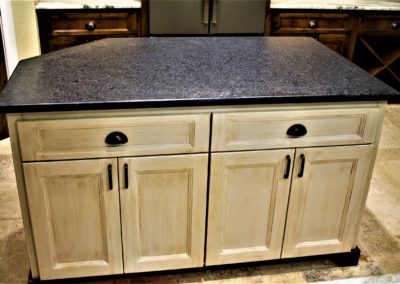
[0,37,398,112]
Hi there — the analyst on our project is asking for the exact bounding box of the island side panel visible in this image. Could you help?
[7,113,39,279]
[350,101,387,248]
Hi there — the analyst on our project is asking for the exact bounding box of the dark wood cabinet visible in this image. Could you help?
[37,8,148,53]
[266,10,400,91]
[353,13,400,91]
[268,10,357,59]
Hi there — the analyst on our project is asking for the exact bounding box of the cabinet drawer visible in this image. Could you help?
[49,12,138,36]
[212,106,383,152]
[18,114,210,161]
[359,15,400,36]
[272,13,352,34]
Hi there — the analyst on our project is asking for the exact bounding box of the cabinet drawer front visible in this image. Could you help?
[359,15,400,35]
[212,106,383,151]
[272,13,352,34]
[50,12,138,36]
[18,114,210,161]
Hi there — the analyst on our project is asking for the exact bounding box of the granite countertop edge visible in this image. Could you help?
[1,95,396,114]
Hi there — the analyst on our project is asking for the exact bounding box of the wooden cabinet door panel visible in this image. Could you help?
[206,150,294,265]
[282,145,374,258]
[23,159,122,280]
[120,154,208,273]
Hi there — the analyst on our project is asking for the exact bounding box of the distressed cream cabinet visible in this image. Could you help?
[7,102,385,280]
[205,145,374,265]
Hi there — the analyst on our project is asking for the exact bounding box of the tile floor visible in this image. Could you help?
[0,105,399,283]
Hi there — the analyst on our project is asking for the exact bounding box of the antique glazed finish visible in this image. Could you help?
[0,37,398,281]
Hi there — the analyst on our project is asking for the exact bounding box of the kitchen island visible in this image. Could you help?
[0,37,398,281]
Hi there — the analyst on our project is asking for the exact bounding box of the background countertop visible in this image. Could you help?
[271,0,400,10]
[35,0,141,9]
[0,37,398,112]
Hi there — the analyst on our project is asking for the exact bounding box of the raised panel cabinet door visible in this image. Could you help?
[206,150,295,265]
[120,154,208,273]
[23,159,123,280]
[282,145,374,258]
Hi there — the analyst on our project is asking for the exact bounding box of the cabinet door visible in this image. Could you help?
[282,145,374,258]
[23,159,122,280]
[206,150,294,265]
[120,154,208,273]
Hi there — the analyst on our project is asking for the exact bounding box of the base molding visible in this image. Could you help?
[28,247,362,283]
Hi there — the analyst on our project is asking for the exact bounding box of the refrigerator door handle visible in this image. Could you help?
[203,0,209,24]
[211,0,218,24]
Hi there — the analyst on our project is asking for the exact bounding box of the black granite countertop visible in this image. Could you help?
[0,37,398,112]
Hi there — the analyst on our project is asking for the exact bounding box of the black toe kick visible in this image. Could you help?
[27,247,362,283]
[327,246,361,267]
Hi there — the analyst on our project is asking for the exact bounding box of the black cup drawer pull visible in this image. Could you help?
[287,124,307,138]
[105,131,128,146]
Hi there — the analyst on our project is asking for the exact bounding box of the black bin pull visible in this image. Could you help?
[286,124,307,138]
[105,131,128,146]
[108,165,113,190]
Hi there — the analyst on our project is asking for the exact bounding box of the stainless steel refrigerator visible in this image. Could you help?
[150,0,267,35]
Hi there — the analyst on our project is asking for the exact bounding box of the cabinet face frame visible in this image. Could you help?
[119,154,208,273]
[23,159,123,280]
[282,145,375,258]
[206,149,295,265]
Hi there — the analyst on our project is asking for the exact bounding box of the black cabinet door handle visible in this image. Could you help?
[287,124,307,138]
[108,165,113,190]
[124,164,129,189]
[284,155,291,179]
[298,154,305,178]
[105,131,128,146]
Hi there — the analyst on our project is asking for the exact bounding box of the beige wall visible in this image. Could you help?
[11,0,41,60]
